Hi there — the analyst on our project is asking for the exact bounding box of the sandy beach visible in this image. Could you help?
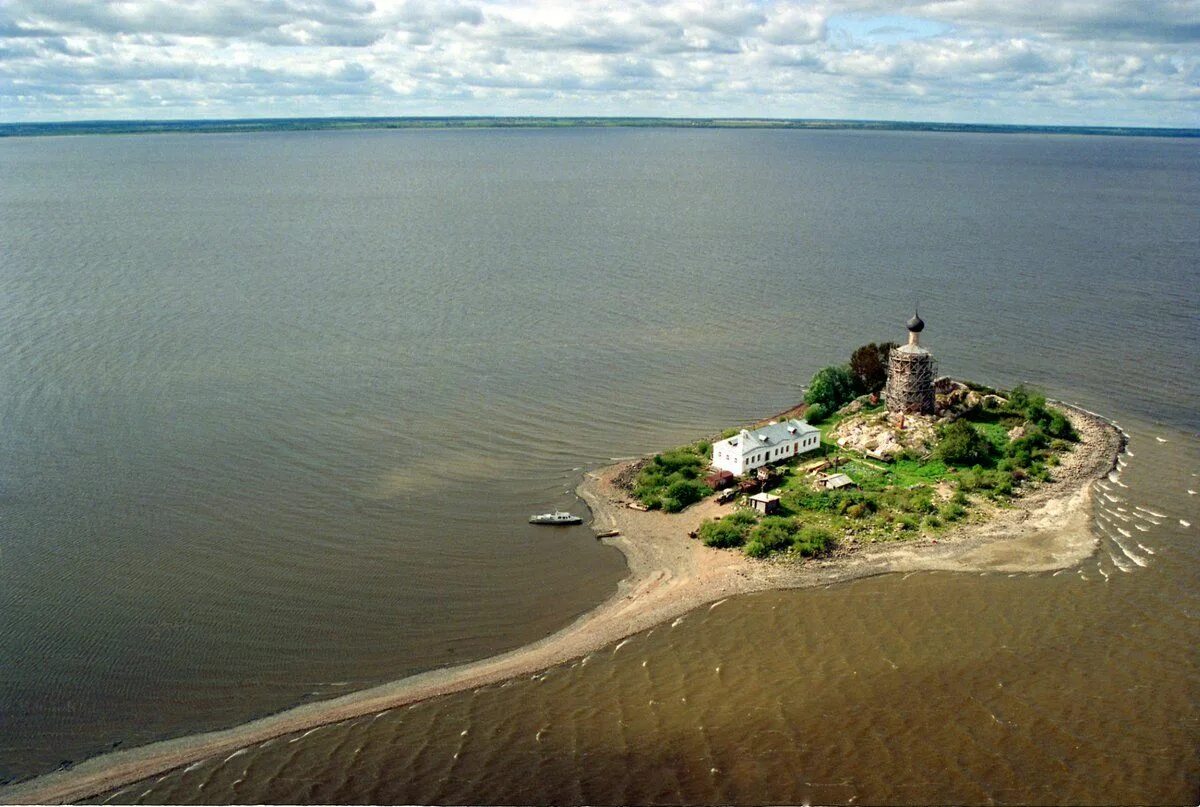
[0,405,1122,805]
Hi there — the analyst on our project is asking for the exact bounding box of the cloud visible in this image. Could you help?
[0,0,1197,126]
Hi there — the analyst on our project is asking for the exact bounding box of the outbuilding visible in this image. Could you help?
[747,492,781,515]
[710,418,821,476]
[818,472,856,490]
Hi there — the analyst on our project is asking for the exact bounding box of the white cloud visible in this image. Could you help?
[0,0,1196,125]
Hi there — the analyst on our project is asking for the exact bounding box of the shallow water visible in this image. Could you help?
[1,128,1198,801]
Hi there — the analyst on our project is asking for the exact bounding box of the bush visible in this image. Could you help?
[663,479,708,512]
[635,446,709,510]
[805,365,858,412]
[936,420,994,466]
[925,515,942,528]
[793,526,835,557]
[895,514,919,531]
[698,519,748,548]
[1009,385,1076,441]
[880,487,936,514]
[653,450,705,476]
[748,517,798,555]
[727,509,759,527]
[804,402,830,424]
[744,540,771,558]
[846,502,873,519]
[940,501,967,521]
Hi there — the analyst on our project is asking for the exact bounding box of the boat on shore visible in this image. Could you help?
[529,511,583,525]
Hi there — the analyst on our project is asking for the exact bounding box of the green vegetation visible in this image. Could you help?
[633,442,710,512]
[936,420,994,466]
[698,509,757,548]
[849,342,897,393]
[638,376,1080,557]
[804,365,857,423]
[700,511,836,559]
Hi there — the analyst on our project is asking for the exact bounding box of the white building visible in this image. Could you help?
[710,418,821,476]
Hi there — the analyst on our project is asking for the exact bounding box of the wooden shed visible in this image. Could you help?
[817,472,856,491]
[747,492,781,515]
[704,470,735,490]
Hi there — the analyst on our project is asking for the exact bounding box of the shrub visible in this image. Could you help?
[881,487,936,514]
[786,488,839,512]
[804,402,830,424]
[698,519,748,548]
[663,479,708,512]
[936,420,993,467]
[895,514,919,531]
[940,501,967,521]
[793,526,835,557]
[805,365,858,412]
[653,450,705,476]
[727,509,759,527]
[846,502,873,519]
[748,517,799,554]
[925,515,942,528]
[744,540,771,558]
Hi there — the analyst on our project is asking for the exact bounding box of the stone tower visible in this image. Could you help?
[884,311,936,416]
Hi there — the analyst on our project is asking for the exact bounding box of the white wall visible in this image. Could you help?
[711,428,820,476]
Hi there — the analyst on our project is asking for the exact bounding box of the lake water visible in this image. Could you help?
[1,128,1197,803]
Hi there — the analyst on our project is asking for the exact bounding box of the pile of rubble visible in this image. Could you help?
[831,411,937,460]
[934,377,987,417]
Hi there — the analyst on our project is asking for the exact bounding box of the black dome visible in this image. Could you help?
[906,312,925,332]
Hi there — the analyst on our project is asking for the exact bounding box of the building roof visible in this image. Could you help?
[894,342,931,356]
[748,492,780,503]
[821,473,855,489]
[907,310,925,332]
[714,418,820,459]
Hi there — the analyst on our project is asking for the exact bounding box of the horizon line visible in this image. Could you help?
[2,115,1197,139]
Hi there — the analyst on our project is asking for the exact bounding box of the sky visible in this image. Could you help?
[1,0,1198,127]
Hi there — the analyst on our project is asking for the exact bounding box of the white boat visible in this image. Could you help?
[529,511,582,525]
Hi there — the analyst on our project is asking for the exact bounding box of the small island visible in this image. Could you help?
[0,313,1126,806]
[611,312,1096,564]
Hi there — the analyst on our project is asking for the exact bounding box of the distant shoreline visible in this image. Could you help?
[0,403,1122,805]
[2,116,1197,140]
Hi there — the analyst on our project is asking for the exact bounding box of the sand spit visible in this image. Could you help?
[0,406,1121,805]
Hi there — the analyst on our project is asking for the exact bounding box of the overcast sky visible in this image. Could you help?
[2,0,1197,126]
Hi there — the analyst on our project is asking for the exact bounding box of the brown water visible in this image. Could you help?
[102,420,1199,805]
[1,129,1197,802]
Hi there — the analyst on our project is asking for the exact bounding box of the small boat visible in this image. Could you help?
[529,511,583,525]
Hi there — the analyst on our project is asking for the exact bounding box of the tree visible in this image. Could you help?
[936,420,993,466]
[849,342,897,393]
[805,365,857,413]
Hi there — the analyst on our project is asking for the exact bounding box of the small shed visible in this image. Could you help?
[704,470,735,490]
[818,472,856,491]
[747,492,781,515]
